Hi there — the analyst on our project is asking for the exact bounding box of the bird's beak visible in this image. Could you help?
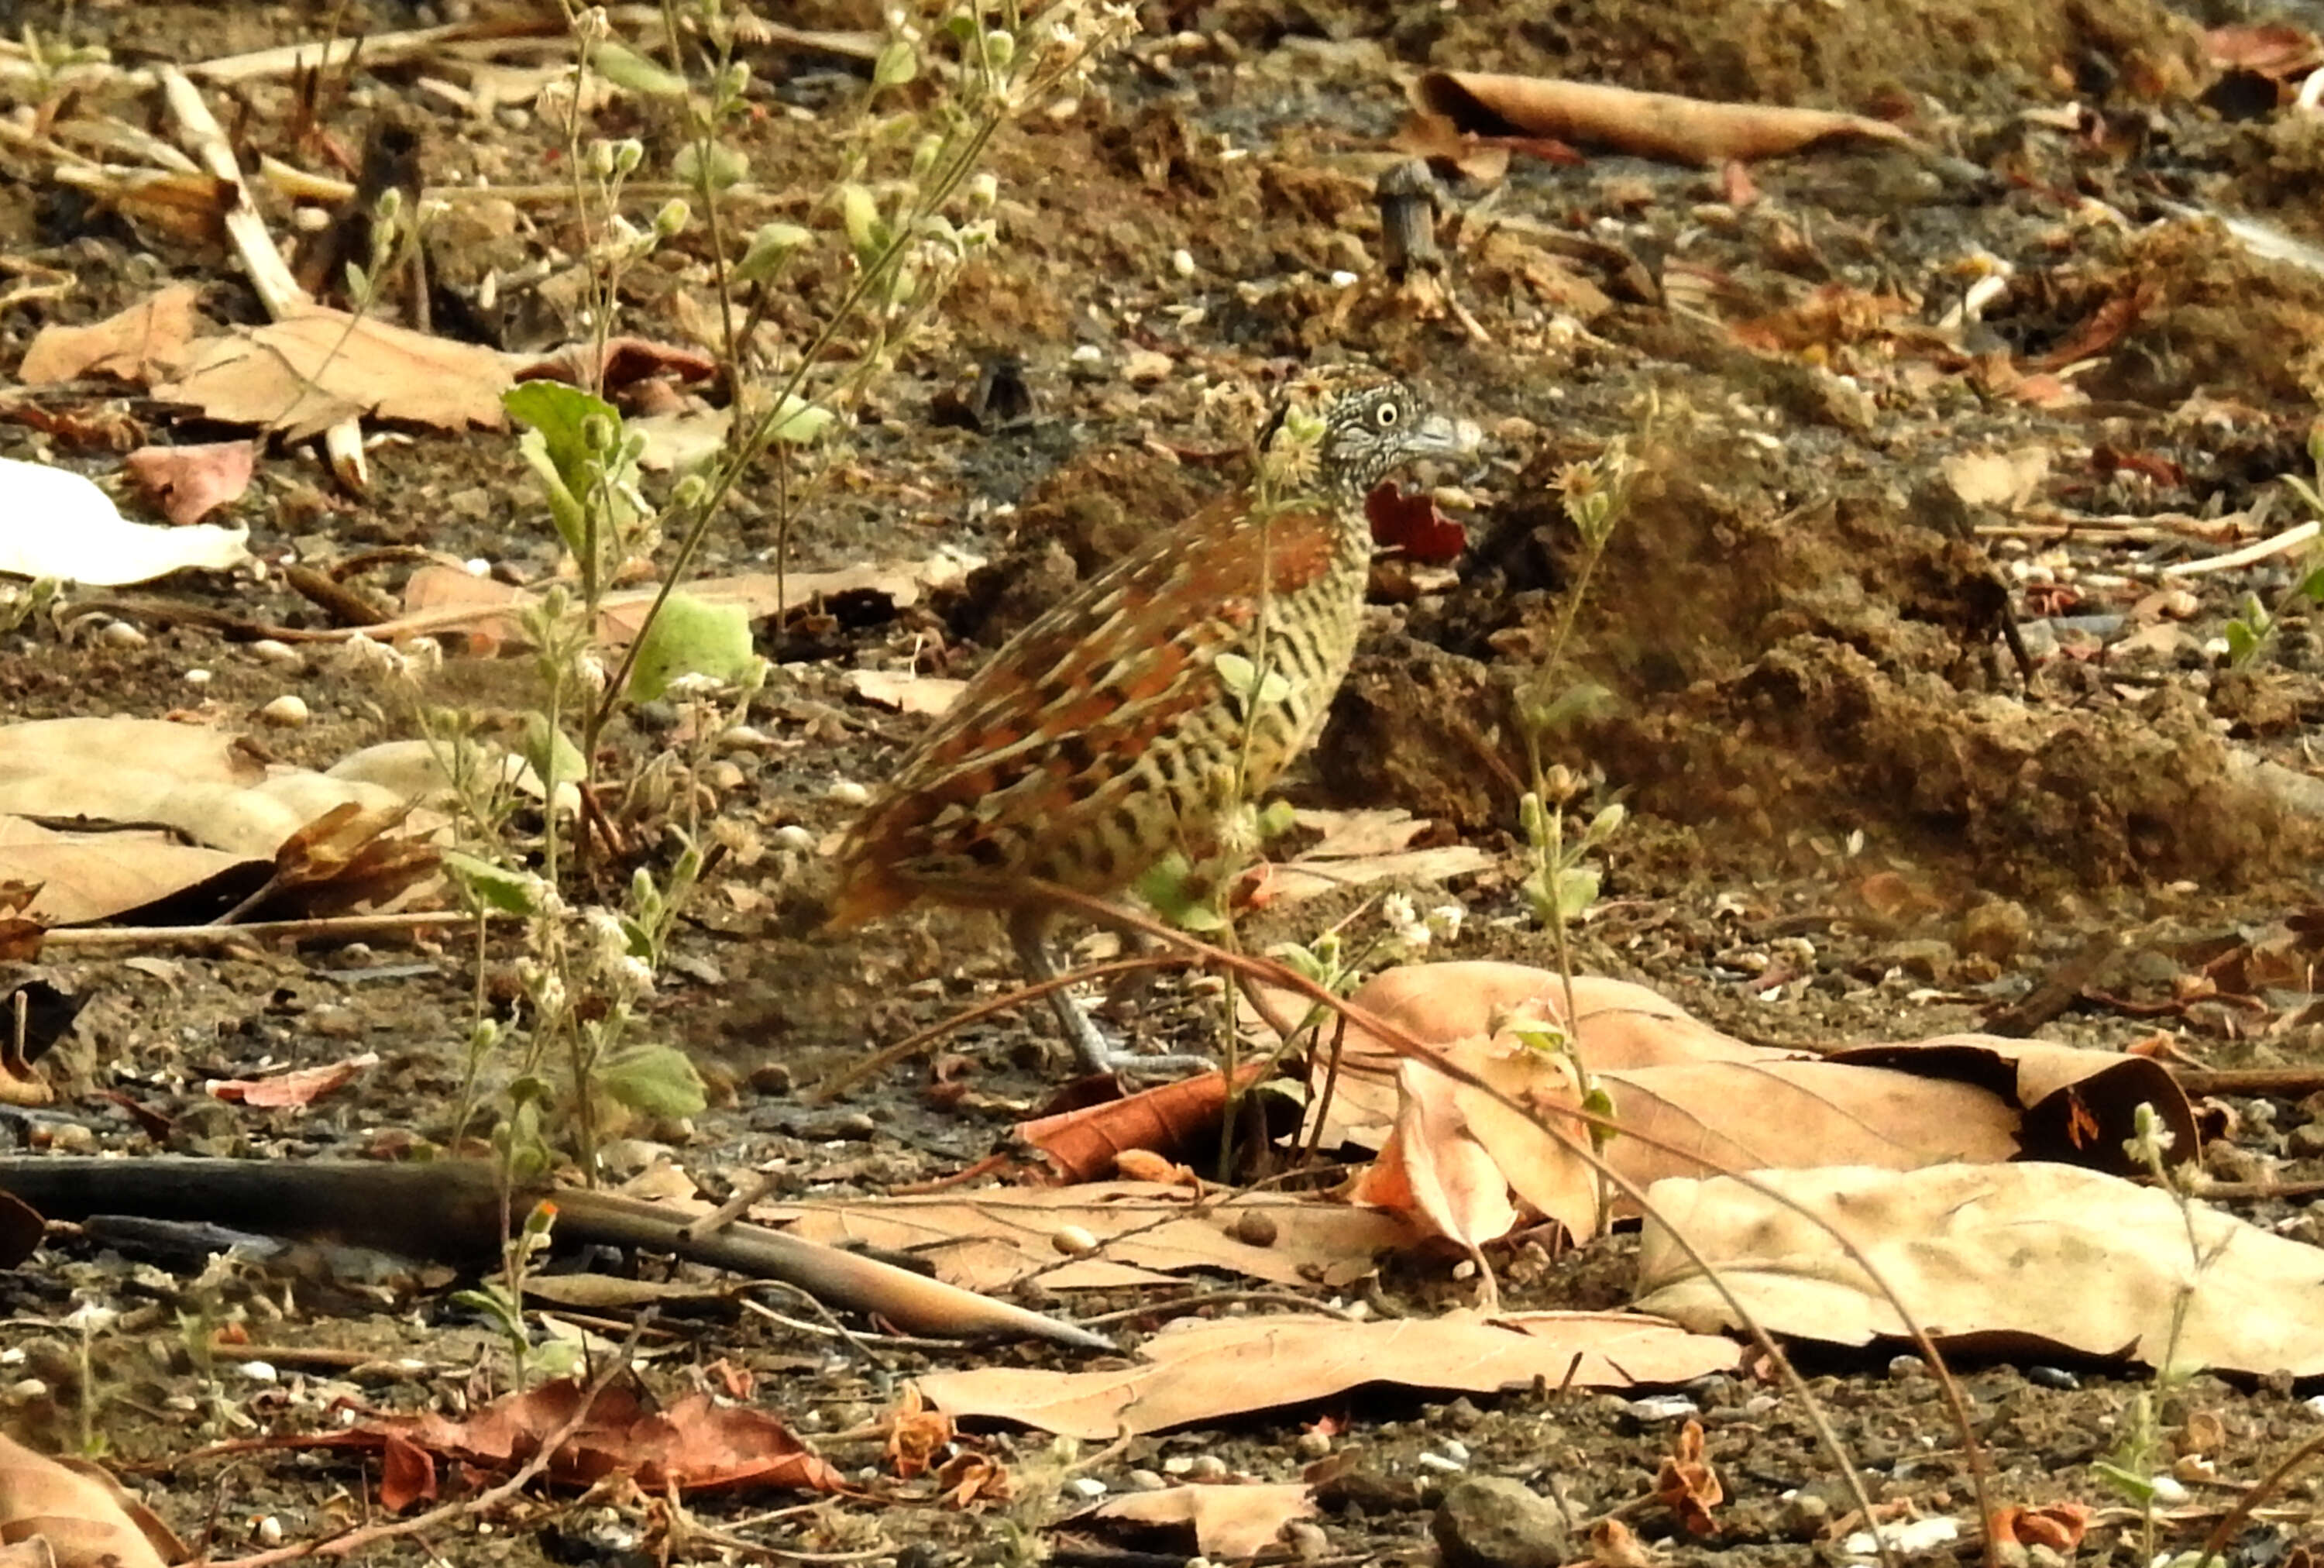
[1406,412,1482,459]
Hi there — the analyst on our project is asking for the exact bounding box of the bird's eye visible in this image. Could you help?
[1375,403,1401,428]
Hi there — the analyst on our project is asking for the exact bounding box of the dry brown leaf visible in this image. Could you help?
[0,817,257,927]
[122,439,256,525]
[18,283,202,386]
[1348,1034,1598,1263]
[1283,962,1787,1150]
[1830,1034,2197,1174]
[1084,1484,1316,1558]
[206,1052,376,1109]
[846,669,969,717]
[0,1432,179,1568]
[915,1310,1741,1436]
[1636,1163,2324,1374]
[756,1182,1414,1292]
[1414,71,1915,167]
[153,306,514,439]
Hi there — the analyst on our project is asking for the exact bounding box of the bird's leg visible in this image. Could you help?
[1006,906,1213,1079]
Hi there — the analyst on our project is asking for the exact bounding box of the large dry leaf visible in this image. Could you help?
[18,284,201,385]
[0,717,407,858]
[756,1181,1415,1291]
[915,1311,1741,1436]
[0,1432,179,1568]
[1348,1035,1598,1250]
[1831,1034,2197,1176]
[1635,1163,2324,1374]
[0,817,258,926]
[1083,1484,1316,1559]
[1291,962,1787,1149]
[152,306,513,439]
[1414,71,1916,167]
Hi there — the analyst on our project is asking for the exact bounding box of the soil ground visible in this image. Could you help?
[8,0,2324,1562]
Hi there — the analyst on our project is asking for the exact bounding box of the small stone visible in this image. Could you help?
[1294,1429,1332,1458]
[1284,1521,1329,1559]
[1956,899,2031,962]
[259,694,309,727]
[1051,1225,1098,1256]
[1123,349,1172,384]
[1186,1454,1229,1481]
[748,1062,794,1095]
[2287,1121,2324,1159]
[1067,1476,1107,1499]
[183,669,213,687]
[100,620,147,649]
[1171,248,1196,277]
[773,824,817,852]
[1227,1210,1277,1247]
[827,779,870,806]
[1432,1477,1569,1568]
[1125,1469,1166,1491]
[250,638,302,665]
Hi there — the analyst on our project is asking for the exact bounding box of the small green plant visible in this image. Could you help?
[2225,420,2324,668]
[452,1199,578,1389]
[421,1,1129,1185]
[2089,1102,2230,1566]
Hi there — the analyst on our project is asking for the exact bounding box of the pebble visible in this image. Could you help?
[2027,1365,2078,1391]
[184,669,213,687]
[1171,248,1196,277]
[259,694,309,727]
[773,824,817,852]
[1123,349,1172,384]
[1624,1394,1699,1423]
[99,620,147,649]
[827,779,870,806]
[250,638,301,666]
[1431,1477,1569,1568]
[1124,1469,1166,1491]
[1066,1477,1107,1499]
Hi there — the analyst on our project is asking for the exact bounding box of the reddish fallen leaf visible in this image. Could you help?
[1415,71,1915,168]
[2027,281,2159,373]
[383,1378,844,1494]
[378,1433,436,1513]
[2204,22,2322,78]
[1989,1501,2092,1550]
[1366,481,1465,563]
[207,1053,376,1109]
[1016,1064,1271,1183]
[1652,1418,1723,1535]
[511,335,719,394]
[884,1385,953,1480]
[123,440,255,526]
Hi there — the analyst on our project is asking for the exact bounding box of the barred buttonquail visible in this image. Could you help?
[827,366,1474,1075]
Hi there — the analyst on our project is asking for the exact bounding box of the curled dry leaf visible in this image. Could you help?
[1413,71,1917,168]
[1636,1162,2324,1374]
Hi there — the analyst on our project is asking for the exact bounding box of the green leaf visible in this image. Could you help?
[2224,620,2261,666]
[732,222,813,285]
[625,591,761,701]
[1525,679,1617,735]
[521,714,588,792]
[673,139,748,194]
[599,1044,708,1118]
[443,851,540,915]
[1552,865,1600,922]
[873,39,918,85]
[1135,851,1226,932]
[593,40,689,97]
[1255,799,1298,840]
[761,393,832,445]
[837,181,890,266]
[1215,652,1257,697]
